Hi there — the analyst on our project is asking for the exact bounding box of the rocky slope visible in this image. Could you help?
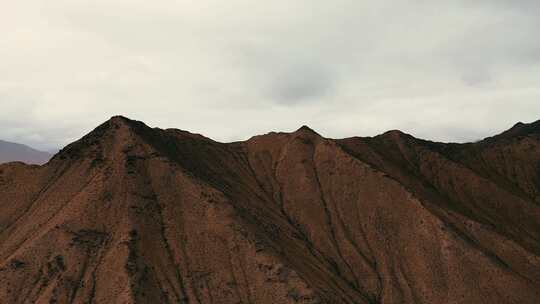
[0,116,538,303]
[0,140,52,165]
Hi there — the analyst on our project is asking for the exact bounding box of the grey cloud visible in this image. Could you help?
[266,64,335,104]
[1,0,540,150]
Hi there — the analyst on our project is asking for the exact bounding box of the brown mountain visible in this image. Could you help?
[0,116,538,304]
[0,140,52,165]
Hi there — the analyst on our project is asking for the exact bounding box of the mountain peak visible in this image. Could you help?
[106,115,146,130]
[482,119,540,144]
[509,119,540,134]
[294,125,320,136]
[108,115,144,126]
[381,129,405,137]
[298,125,313,131]
[52,116,150,162]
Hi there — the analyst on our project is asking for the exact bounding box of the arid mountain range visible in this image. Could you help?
[0,140,52,165]
[0,116,538,303]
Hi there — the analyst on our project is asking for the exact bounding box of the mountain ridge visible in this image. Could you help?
[46,116,540,166]
[0,139,52,165]
[1,116,539,303]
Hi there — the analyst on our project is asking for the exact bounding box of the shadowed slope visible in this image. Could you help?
[0,116,538,303]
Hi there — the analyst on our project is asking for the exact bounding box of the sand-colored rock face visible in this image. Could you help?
[0,116,539,304]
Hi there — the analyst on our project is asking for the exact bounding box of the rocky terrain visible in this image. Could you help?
[0,140,52,165]
[0,116,538,303]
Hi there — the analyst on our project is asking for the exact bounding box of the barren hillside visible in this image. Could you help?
[0,116,538,303]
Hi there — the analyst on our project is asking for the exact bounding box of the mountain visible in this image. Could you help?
[0,116,538,303]
[0,139,52,165]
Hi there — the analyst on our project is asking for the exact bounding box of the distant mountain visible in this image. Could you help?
[0,116,539,303]
[0,139,52,165]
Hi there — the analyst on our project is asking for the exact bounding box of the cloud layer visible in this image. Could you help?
[1,0,539,150]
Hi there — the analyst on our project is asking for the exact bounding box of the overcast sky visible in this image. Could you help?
[2,1,539,151]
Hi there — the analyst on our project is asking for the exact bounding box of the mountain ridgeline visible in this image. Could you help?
[0,116,539,303]
[0,140,52,165]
